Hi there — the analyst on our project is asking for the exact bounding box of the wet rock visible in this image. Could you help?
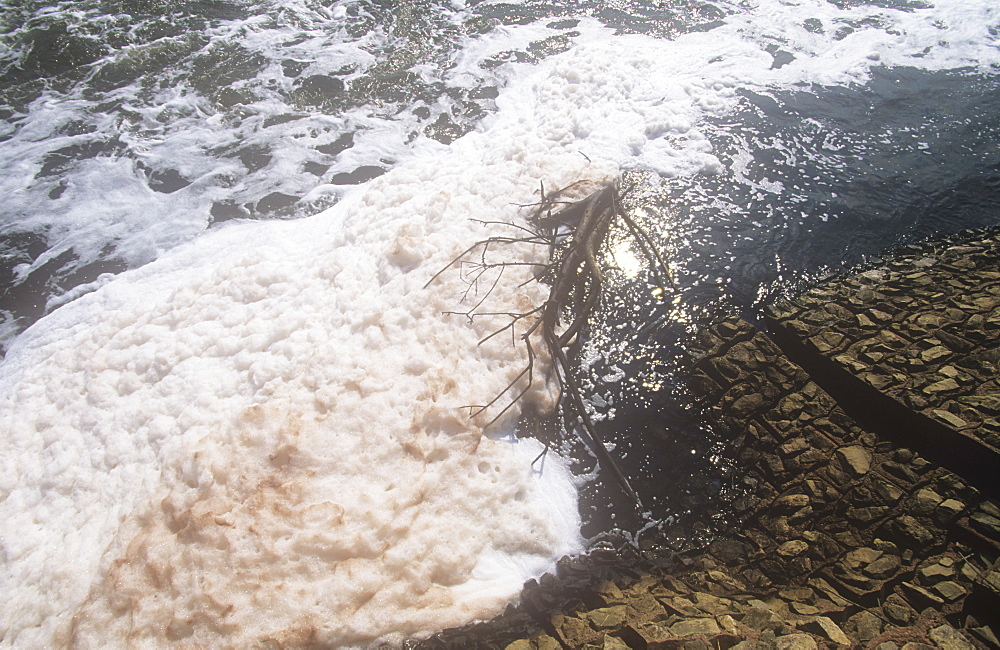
[777,540,809,557]
[928,623,975,650]
[933,409,967,428]
[836,446,872,477]
[505,633,562,650]
[621,622,671,649]
[775,494,811,510]
[970,625,1000,647]
[586,606,627,630]
[551,614,601,647]
[845,610,882,644]
[626,594,668,625]
[901,581,944,607]
[790,602,819,615]
[708,540,751,565]
[800,616,851,645]
[845,547,882,568]
[670,618,720,637]
[742,605,779,630]
[864,554,901,579]
[924,378,960,395]
[932,580,966,601]
[970,511,1000,538]
[887,515,935,547]
[881,594,913,625]
[935,498,965,524]
[919,562,955,582]
[910,488,943,516]
[775,633,818,649]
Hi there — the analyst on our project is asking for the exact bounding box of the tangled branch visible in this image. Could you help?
[427,176,673,509]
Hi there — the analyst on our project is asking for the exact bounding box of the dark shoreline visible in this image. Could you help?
[416,228,1000,649]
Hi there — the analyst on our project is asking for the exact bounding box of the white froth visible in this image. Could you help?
[1,141,597,645]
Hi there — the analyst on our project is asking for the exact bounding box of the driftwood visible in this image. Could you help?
[427,176,672,509]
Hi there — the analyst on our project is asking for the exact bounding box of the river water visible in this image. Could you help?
[1,0,998,646]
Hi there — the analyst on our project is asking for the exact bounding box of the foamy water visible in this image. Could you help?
[1,0,999,646]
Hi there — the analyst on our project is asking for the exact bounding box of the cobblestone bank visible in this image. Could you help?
[417,232,1000,649]
[765,232,1000,459]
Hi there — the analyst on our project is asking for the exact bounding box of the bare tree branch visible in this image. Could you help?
[427,176,672,510]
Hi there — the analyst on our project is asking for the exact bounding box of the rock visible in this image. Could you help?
[742,606,778,630]
[679,640,712,650]
[847,505,889,523]
[932,580,966,601]
[910,488,943,516]
[621,622,671,650]
[592,580,625,606]
[670,618,721,637]
[668,596,701,616]
[836,446,872,476]
[732,392,767,417]
[970,625,1000,647]
[924,378,960,394]
[874,480,904,504]
[881,594,913,625]
[509,634,560,650]
[717,615,739,634]
[933,409,968,428]
[790,602,819,615]
[601,635,631,650]
[846,610,882,643]
[864,554,901,579]
[928,624,975,650]
[800,616,851,645]
[919,562,955,582]
[901,581,944,606]
[551,615,602,647]
[691,592,730,615]
[888,515,935,547]
[970,512,1000,538]
[775,494,811,509]
[709,540,751,564]
[777,540,809,557]
[845,547,883,567]
[537,635,562,650]
[774,633,818,649]
[935,498,965,524]
[586,606,627,630]
[626,594,668,625]
[778,587,814,601]
[921,346,951,362]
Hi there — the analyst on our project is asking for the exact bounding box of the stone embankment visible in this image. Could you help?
[417,230,1000,649]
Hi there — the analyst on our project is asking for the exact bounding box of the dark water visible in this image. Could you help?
[564,66,1000,543]
[2,0,999,544]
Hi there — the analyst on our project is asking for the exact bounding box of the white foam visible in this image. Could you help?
[1,141,600,645]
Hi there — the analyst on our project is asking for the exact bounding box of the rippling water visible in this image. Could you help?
[1,0,999,644]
